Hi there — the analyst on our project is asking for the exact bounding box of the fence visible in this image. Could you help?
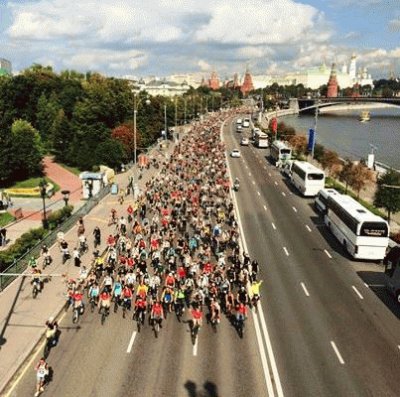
[0,185,110,291]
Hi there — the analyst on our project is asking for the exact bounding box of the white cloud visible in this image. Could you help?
[389,18,400,32]
[198,60,211,71]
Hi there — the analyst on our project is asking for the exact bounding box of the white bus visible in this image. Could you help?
[270,141,292,165]
[314,188,340,215]
[290,161,325,197]
[254,131,269,148]
[325,193,390,260]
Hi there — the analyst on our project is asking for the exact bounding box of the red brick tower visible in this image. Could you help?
[327,63,338,98]
[208,71,220,90]
[240,67,254,96]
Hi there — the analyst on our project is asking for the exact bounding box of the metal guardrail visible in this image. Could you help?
[0,185,110,292]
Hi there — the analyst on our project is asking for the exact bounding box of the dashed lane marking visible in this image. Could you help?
[127,330,137,353]
[253,181,256,185]
[330,341,345,365]
[249,172,252,176]
[257,191,261,196]
[301,282,310,297]
[292,206,297,213]
[364,283,369,288]
[193,337,198,356]
[352,286,364,300]
[274,181,278,186]
[281,192,286,197]
[272,223,276,230]
[324,249,332,259]
[283,247,289,256]
[263,205,267,211]
[268,173,272,177]
[305,225,312,232]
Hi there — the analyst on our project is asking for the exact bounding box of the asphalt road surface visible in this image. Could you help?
[7,117,400,397]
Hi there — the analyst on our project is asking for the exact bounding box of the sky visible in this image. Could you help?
[0,0,400,79]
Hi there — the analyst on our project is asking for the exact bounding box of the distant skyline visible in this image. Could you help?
[0,0,400,79]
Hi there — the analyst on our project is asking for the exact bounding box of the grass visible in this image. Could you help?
[59,163,81,176]
[0,212,15,227]
[6,176,60,196]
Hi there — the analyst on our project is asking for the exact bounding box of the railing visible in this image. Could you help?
[0,185,110,292]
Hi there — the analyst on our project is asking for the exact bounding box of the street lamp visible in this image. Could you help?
[61,190,70,206]
[39,178,48,229]
[164,103,167,140]
[133,92,151,184]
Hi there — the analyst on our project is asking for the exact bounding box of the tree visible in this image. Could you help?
[313,143,325,162]
[349,162,373,198]
[111,123,136,157]
[339,160,354,193]
[287,135,307,155]
[320,150,340,175]
[10,119,43,180]
[95,139,126,169]
[50,109,72,163]
[374,170,400,223]
[36,92,60,144]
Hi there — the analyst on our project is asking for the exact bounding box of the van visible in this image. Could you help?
[236,118,243,125]
[314,188,340,214]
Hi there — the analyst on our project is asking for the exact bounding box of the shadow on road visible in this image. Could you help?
[0,275,27,348]
[184,380,219,397]
[357,270,400,319]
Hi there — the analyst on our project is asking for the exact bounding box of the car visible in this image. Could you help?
[230,149,241,158]
[236,125,243,132]
[242,121,250,128]
[240,137,249,146]
[236,118,243,125]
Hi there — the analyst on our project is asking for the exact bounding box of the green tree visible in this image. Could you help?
[95,139,126,169]
[50,109,72,162]
[339,160,354,193]
[36,92,60,144]
[374,170,400,223]
[10,120,43,180]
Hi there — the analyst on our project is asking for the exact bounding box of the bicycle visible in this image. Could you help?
[135,309,145,332]
[122,298,131,319]
[191,321,200,345]
[89,296,97,313]
[174,300,184,322]
[152,317,162,338]
[32,280,41,299]
[72,305,82,324]
[113,296,120,313]
[236,316,245,338]
[100,306,110,325]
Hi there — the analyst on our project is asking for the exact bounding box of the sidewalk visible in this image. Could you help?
[0,139,180,394]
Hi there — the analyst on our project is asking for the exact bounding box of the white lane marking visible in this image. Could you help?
[301,282,310,297]
[272,223,276,230]
[330,341,345,365]
[258,306,285,397]
[283,247,289,256]
[281,192,286,197]
[324,249,332,259]
[274,181,278,186]
[127,330,137,353]
[264,166,267,170]
[263,205,267,211]
[398,345,400,352]
[364,283,369,288]
[305,225,312,232]
[249,172,252,176]
[268,173,271,177]
[257,191,261,196]
[292,206,297,213]
[252,181,256,185]
[193,337,198,356]
[252,310,275,396]
[352,286,364,300]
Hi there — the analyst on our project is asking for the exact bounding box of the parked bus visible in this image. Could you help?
[290,161,325,197]
[270,141,292,165]
[383,246,400,303]
[314,188,340,215]
[324,193,390,260]
[254,131,269,148]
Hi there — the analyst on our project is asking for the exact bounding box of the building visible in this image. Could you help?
[208,71,220,90]
[0,58,12,76]
[137,78,190,97]
[240,68,255,96]
[327,63,338,98]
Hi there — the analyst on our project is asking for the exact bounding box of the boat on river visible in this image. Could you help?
[359,110,371,122]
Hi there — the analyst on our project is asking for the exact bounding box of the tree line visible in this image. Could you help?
[0,65,238,187]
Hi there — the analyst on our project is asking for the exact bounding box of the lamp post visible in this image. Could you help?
[184,97,187,125]
[164,103,167,139]
[39,179,48,229]
[133,92,151,183]
[61,190,70,207]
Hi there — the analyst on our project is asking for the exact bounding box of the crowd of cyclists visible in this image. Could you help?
[33,109,264,395]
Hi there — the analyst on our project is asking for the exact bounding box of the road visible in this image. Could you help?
[7,115,400,397]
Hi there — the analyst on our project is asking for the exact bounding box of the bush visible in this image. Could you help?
[47,205,73,229]
[392,232,400,244]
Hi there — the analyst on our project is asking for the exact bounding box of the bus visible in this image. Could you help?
[324,193,390,260]
[270,141,292,165]
[314,188,340,215]
[290,161,325,197]
[254,131,269,148]
[383,246,400,303]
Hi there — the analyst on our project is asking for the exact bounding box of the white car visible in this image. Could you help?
[236,125,243,132]
[230,149,241,158]
[236,118,243,125]
[240,137,249,146]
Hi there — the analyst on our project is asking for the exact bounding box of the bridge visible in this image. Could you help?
[297,96,400,113]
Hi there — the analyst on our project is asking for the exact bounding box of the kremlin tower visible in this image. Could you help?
[240,67,254,96]
[327,63,338,98]
[208,71,220,90]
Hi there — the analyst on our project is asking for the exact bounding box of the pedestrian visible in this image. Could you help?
[77,217,85,237]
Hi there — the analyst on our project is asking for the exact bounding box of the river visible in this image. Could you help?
[282,107,400,170]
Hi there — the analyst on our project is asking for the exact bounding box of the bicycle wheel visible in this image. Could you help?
[91,300,95,313]
[137,316,141,332]
[154,321,159,338]
[43,340,51,359]
[72,309,79,324]
[32,286,38,299]
[101,310,106,325]
[114,299,118,313]
[122,305,126,319]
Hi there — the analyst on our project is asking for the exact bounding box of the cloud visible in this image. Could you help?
[344,31,361,40]
[389,18,400,32]
[198,60,211,71]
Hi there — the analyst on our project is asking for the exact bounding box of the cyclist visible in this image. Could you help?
[45,317,58,347]
[236,285,249,305]
[250,279,263,305]
[134,295,147,324]
[161,286,174,313]
[150,300,164,328]
[72,289,85,314]
[121,284,133,310]
[209,297,221,324]
[174,287,186,313]
[28,256,38,269]
[98,289,111,314]
[136,280,149,300]
[235,301,247,325]
[34,357,49,396]
[88,281,100,305]
[191,303,203,331]
[112,278,123,304]
[93,226,101,247]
